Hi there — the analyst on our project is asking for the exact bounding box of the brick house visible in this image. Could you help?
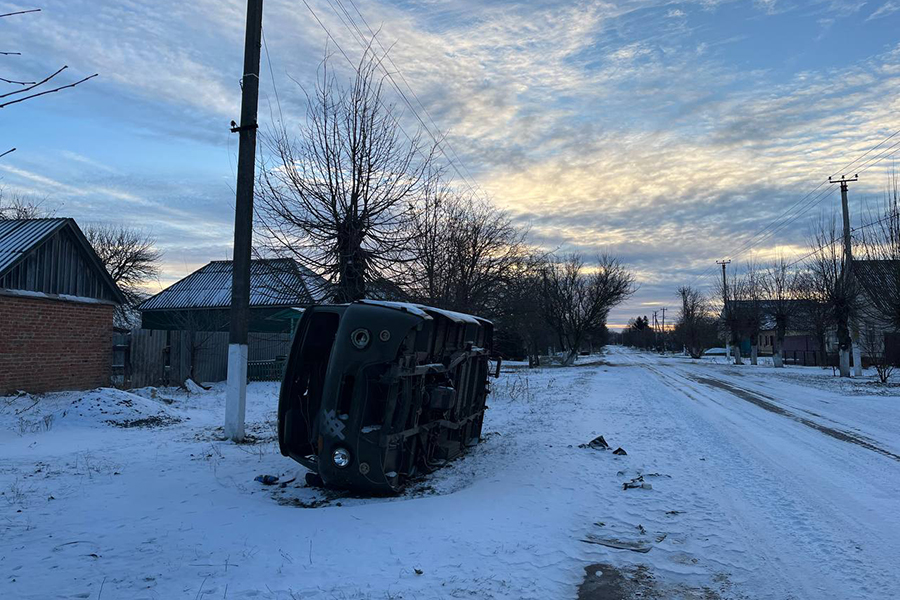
[0,218,124,394]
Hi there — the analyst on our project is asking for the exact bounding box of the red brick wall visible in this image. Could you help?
[0,294,115,394]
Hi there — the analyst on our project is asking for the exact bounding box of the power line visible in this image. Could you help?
[318,0,491,202]
[688,129,900,288]
[261,26,284,125]
[339,0,489,201]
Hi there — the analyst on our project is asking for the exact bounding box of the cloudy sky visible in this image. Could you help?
[1,0,899,327]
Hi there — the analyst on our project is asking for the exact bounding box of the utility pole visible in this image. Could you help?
[717,260,731,361]
[829,174,861,377]
[660,307,667,353]
[225,0,264,442]
[652,310,659,350]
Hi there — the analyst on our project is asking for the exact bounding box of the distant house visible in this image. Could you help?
[853,259,900,364]
[137,259,329,333]
[0,218,124,394]
[723,299,820,361]
[132,259,329,384]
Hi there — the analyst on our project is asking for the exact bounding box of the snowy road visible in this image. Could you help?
[2,349,899,599]
[596,348,900,599]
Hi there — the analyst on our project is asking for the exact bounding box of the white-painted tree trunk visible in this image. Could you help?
[750,345,758,365]
[734,346,744,365]
[839,348,851,378]
[852,341,863,377]
[225,343,248,441]
[773,350,784,368]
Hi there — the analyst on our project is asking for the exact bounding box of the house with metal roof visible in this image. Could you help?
[0,218,124,394]
[137,259,329,333]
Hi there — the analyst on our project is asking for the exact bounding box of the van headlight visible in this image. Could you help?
[350,328,371,349]
[332,447,351,468]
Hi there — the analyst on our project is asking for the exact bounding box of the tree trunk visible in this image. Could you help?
[336,218,367,302]
[750,341,758,365]
[840,348,851,377]
[563,349,578,366]
[837,317,851,377]
[851,328,863,377]
[773,324,786,368]
[734,344,744,365]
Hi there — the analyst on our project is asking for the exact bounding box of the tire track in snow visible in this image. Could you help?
[684,374,900,462]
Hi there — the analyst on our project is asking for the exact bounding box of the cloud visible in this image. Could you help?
[3,0,900,325]
[867,1,900,19]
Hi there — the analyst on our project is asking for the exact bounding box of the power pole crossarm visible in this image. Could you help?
[225,0,264,442]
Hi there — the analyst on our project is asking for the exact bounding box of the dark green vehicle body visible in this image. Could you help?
[277,300,495,493]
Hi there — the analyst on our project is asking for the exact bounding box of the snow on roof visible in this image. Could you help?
[358,299,490,325]
[138,259,330,311]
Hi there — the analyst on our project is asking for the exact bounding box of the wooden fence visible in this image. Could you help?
[127,329,292,388]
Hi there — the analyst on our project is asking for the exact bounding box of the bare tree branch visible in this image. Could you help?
[0,8,41,18]
[0,65,67,99]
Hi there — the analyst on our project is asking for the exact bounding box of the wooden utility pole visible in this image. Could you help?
[717,260,731,360]
[829,174,861,377]
[225,0,264,442]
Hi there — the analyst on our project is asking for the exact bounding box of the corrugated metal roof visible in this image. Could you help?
[138,259,330,311]
[0,218,69,276]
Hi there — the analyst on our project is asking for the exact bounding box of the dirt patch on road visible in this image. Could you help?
[577,563,732,599]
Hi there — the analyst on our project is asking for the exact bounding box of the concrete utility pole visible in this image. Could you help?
[717,260,732,361]
[660,307,667,353]
[225,0,264,442]
[652,310,659,349]
[829,174,861,378]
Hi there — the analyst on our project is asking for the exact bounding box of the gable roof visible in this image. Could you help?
[0,218,125,303]
[137,258,329,311]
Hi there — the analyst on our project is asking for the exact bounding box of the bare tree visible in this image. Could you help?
[541,254,635,366]
[0,189,53,219]
[256,50,436,302]
[806,215,860,377]
[1,8,97,158]
[673,286,718,359]
[84,224,162,326]
[735,262,765,365]
[794,271,832,367]
[762,258,801,368]
[406,187,530,315]
[860,323,894,384]
[494,254,553,366]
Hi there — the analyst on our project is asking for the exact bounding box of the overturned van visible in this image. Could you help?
[277,300,497,494]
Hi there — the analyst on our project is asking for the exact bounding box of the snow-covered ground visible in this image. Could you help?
[2,348,899,599]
